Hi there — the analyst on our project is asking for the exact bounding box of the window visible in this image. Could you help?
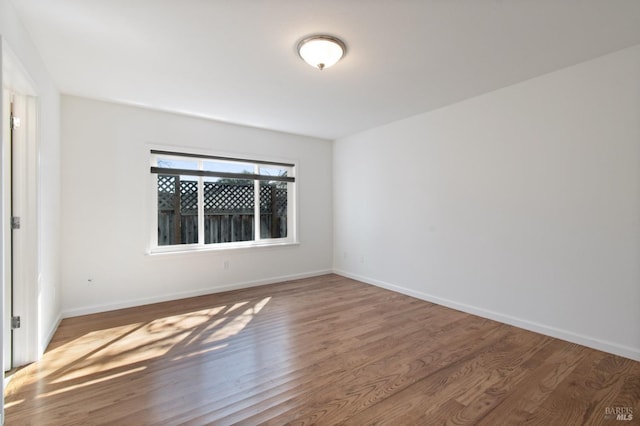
[150,150,296,251]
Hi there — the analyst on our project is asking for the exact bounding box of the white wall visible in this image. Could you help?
[61,96,333,316]
[334,44,640,361]
[0,0,62,356]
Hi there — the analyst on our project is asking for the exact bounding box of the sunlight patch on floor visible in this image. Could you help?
[171,343,229,361]
[40,366,147,398]
[4,398,24,409]
[47,298,271,384]
[202,297,271,344]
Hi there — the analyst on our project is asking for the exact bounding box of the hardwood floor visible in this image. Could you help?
[5,274,639,425]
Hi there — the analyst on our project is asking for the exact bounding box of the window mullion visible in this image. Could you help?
[198,160,205,245]
[151,154,159,248]
[287,180,294,242]
[254,165,260,241]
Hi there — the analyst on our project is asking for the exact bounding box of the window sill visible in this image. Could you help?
[147,240,300,256]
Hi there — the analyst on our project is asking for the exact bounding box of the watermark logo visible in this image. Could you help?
[605,407,633,421]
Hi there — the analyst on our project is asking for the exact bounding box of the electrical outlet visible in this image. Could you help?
[223,261,230,270]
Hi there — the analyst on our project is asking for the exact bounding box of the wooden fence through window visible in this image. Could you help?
[157,175,287,245]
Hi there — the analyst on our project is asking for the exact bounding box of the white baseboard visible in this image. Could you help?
[334,269,640,362]
[61,269,333,319]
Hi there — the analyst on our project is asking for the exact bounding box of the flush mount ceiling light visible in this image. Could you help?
[297,35,346,70]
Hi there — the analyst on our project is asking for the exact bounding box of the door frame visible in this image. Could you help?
[1,37,40,383]
[2,85,10,373]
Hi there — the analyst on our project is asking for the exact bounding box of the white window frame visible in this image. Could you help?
[148,149,297,254]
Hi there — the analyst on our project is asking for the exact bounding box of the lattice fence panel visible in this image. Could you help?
[275,188,287,215]
[204,182,254,213]
[157,175,177,211]
[157,175,198,214]
[180,180,198,214]
[259,184,288,214]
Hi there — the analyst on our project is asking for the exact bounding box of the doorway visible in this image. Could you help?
[2,92,13,372]
[2,42,40,378]
[2,88,37,373]
[2,89,27,372]
[3,92,28,373]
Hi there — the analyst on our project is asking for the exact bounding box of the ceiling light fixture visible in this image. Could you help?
[297,35,346,70]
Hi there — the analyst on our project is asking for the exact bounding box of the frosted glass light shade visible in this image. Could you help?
[297,35,346,70]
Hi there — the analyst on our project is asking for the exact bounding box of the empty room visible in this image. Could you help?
[1,0,639,424]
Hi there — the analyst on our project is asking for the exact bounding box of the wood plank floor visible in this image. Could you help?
[5,274,640,425]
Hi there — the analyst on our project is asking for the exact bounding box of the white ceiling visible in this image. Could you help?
[10,0,640,140]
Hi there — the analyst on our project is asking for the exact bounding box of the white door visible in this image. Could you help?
[3,92,20,372]
[2,89,11,372]
[3,91,30,372]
